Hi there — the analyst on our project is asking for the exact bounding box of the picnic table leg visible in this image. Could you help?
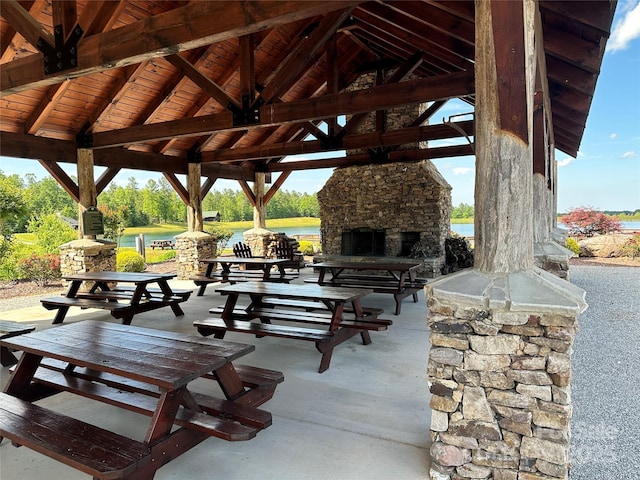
[51,306,70,324]
[315,341,334,373]
[0,346,19,367]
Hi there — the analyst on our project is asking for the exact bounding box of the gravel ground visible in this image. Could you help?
[568,265,640,479]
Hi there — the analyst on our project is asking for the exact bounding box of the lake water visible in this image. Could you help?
[119,221,639,248]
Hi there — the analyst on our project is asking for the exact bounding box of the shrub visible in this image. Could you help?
[205,226,234,256]
[116,251,145,272]
[566,237,580,255]
[559,207,622,237]
[17,253,61,286]
[621,233,640,258]
[298,240,316,255]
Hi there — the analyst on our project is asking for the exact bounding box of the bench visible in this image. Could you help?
[304,277,426,315]
[273,239,305,272]
[195,312,390,373]
[28,360,277,437]
[110,285,193,300]
[149,240,175,249]
[40,294,186,325]
[0,320,36,367]
[0,392,152,480]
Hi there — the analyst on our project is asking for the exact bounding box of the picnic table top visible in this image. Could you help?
[215,282,372,302]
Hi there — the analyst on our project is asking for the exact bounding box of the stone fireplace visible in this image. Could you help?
[317,160,452,277]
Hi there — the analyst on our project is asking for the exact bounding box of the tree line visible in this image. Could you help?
[0,171,320,231]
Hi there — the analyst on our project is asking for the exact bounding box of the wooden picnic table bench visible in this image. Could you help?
[0,320,282,480]
[307,260,426,315]
[194,282,391,373]
[40,271,190,325]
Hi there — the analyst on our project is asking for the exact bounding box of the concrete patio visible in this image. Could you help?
[2,263,638,479]
[0,266,432,480]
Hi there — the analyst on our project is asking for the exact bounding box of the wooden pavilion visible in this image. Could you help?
[0,1,616,477]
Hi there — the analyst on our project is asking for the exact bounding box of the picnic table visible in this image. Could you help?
[149,240,175,249]
[0,320,283,480]
[192,257,295,296]
[307,260,426,315]
[194,282,392,373]
[40,271,192,325]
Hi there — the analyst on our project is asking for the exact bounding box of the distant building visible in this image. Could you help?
[203,211,221,222]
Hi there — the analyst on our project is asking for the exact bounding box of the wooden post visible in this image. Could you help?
[253,172,266,229]
[473,0,535,273]
[187,162,203,232]
[77,148,97,240]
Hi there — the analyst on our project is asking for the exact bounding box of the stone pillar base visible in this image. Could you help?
[534,242,575,280]
[175,231,216,280]
[242,228,281,257]
[59,239,117,289]
[426,268,586,480]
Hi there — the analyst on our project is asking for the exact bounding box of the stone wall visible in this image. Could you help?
[426,269,585,480]
[59,239,117,286]
[175,231,216,280]
[317,70,451,275]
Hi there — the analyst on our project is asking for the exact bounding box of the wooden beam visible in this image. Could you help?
[1,1,362,96]
[238,180,257,207]
[51,0,76,40]
[163,172,189,204]
[165,53,241,110]
[201,120,474,163]
[95,166,120,195]
[0,0,54,50]
[239,34,256,105]
[265,144,474,171]
[0,0,36,63]
[90,71,474,148]
[491,0,527,143]
[264,171,291,204]
[256,7,354,106]
[0,131,76,161]
[38,159,79,202]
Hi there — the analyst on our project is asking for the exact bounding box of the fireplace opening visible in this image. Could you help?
[342,228,385,256]
[400,232,420,257]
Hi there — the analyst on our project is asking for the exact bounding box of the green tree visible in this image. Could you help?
[99,204,128,246]
[24,175,76,219]
[27,213,77,254]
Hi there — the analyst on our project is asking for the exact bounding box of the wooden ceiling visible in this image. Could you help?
[0,1,615,190]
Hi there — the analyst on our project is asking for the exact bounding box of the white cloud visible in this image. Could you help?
[452,167,473,175]
[608,1,640,52]
[622,151,637,158]
[556,157,575,167]
[610,133,618,139]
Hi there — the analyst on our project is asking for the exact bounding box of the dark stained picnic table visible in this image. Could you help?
[0,320,282,480]
[310,260,425,315]
[192,256,293,295]
[195,282,392,373]
[40,271,191,325]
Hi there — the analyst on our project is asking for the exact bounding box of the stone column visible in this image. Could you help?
[59,239,116,287]
[174,231,216,280]
[426,2,587,479]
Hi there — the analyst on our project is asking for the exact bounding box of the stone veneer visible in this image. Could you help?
[317,70,452,275]
[59,239,116,287]
[175,231,216,280]
[426,268,586,480]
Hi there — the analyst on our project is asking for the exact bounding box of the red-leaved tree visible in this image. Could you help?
[559,207,622,236]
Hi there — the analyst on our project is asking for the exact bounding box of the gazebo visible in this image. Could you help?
[0,1,615,477]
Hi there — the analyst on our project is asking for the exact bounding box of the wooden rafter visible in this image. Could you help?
[89,71,474,148]
[1,1,362,96]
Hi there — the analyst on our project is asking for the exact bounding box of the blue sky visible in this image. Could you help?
[1,1,639,213]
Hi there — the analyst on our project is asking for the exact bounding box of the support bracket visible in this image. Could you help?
[230,95,261,127]
[37,24,83,75]
[76,122,93,148]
